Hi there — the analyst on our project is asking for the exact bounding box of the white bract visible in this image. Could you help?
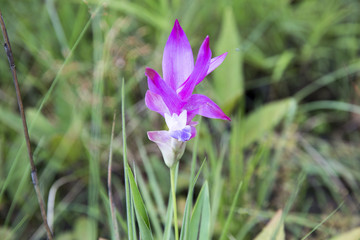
[165,110,192,142]
[147,110,191,167]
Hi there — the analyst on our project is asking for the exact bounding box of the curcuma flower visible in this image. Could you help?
[145,19,230,168]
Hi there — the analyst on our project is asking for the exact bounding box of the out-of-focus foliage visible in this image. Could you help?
[0,0,359,239]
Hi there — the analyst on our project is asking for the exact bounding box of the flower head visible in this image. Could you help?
[146,19,230,167]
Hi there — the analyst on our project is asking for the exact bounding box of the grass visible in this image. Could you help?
[0,0,360,239]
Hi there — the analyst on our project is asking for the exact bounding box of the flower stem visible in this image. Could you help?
[170,166,179,240]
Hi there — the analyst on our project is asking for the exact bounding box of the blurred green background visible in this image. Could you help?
[0,0,359,239]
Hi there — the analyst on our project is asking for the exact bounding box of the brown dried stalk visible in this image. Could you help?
[0,10,53,240]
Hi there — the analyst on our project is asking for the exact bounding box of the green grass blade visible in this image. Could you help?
[295,61,360,102]
[86,9,105,238]
[107,113,120,240]
[219,182,243,240]
[45,0,69,53]
[135,166,162,239]
[189,181,210,240]
[301,100,360,115]
[198,182,210,240]
[126,163,154,239]
[301,201,344,240]
[121,78,134,240]
[270,172,306,240]
[180,159,206,240]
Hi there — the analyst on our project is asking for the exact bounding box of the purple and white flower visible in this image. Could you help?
[146,19,230,167]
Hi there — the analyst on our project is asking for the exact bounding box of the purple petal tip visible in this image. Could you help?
[173,19,181,30]
[204,36,209,44]
[145,67,155,78]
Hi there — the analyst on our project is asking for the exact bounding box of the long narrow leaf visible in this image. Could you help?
[198,183,210,240]
[180,159,206,240]
[189,182,210,240]
[135,166,162,239]
[121,79,134,240]
[127,164,154,239]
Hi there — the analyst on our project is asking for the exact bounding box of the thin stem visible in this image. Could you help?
[108,112,120,240]
[0,11,53,240]
[170,166,179,240]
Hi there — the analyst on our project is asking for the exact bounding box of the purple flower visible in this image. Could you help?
[145,19,230,167]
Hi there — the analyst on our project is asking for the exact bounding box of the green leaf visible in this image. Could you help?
[127,164,154,240]
[198,183,210,240]
[254,210,285,240]
[242,98,297,148]
[271,51,295,82]
[330,227,360,240]
[189,182,210,240]
[180,159,206,240]
[214,6,244,113]
[121,78,136,240]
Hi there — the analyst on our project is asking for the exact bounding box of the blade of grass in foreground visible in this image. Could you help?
[180,159,206,240]
[189,181,210,240]
[135,162,162,239]
[127,163,154,239]
[121,78,135,240]
[107,112,120,240]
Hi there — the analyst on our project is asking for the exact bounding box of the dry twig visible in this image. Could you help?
[0,10,53,240]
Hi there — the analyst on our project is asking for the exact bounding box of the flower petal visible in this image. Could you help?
[163,19,194,91]
[184,94,231,121]
[190,125,197,139]
[148,130,186,167]
[170,125,192,142]
[145,90,170,116]
[178,36,212,100]
[206,52,227,76]
[145,67,184,114]
[164,110,187,131]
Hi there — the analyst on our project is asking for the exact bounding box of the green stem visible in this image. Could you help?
[170,166,179,240]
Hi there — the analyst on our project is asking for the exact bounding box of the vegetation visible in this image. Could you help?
[0,0,359,239]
